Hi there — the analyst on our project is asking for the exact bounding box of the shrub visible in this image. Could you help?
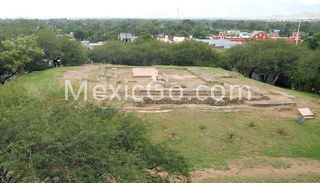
[0,85,189,182]
[249,122,255,128]
[228,128,235,140]
[89,40,219,67]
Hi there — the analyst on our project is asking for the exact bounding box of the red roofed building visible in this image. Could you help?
[286,32,303,43]
[210,30,303,46]
[251,31,268,40]
[212,32,226,39]
[225,37,246,43]
[219,31,226,37]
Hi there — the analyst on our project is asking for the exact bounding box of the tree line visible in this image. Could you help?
[87,33,320,94]
[46,19,320,41]
[218,34,320,93]
[0,24,87,84]
[2,19,320,42]
[88,38,219,66]
[1,19,319,93]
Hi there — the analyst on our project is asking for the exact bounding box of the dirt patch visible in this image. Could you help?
[137,110,173,113]
[270,106,298,117]
[63,70,88,78]
[62,64,96,79]
[191,157,320,182]
[61,65,300,115]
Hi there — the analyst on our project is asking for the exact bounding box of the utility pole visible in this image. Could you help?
[161,23,164,35]
[265,21,268,33]
[176,8,180,33]
[296,20,301,46]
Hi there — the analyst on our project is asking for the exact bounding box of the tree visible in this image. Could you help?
[0,19,41,41]
[24,28,63,71]
[36,28,62,58]
[222,40,307,85]
[192,28,210,39]
[304,32,320,50]
[88,40,125,64]
[58,37,87,66]
[89,39,219,67]
[179,19,195,33]
[137,31,153,41]
[0,35,44,84]
[36,29,88,67]
[171,41,218,66]
[88,30,118,42]
[73,27,90,41]
[291,50,320,93]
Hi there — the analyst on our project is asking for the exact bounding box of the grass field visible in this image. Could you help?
[2,65,320,182]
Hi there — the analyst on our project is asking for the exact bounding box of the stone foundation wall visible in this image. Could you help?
[134,96,244,107]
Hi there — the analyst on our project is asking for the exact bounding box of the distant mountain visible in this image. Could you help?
[220,2,320,20]
[267,12,320,20]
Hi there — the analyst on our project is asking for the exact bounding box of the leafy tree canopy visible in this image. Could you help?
[0,35,44,84]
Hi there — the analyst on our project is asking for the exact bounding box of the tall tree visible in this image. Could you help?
[58,37,88,66]
[0,35,44,84]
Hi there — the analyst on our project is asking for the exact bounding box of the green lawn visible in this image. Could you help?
[141,107,320,170]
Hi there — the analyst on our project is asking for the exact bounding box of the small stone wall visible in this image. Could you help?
[134,96,244,107]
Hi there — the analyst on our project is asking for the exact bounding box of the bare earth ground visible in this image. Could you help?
[191,157,320,182]
[62,65,298,111]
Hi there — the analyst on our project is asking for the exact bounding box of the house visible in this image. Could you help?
[173,36,185,43]
[118,33,137,43]
[212,32,226,39]
[268,29,280,38]
[239,32,251,38]
[226,30,241,36]
[81,41,104,49]
[286,32,303,43]
[157,34,172,43]
[225,37,246,43]
[195,38,242,49]
[251,31,268,40]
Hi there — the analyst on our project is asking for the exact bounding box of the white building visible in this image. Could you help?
[226,30,241,36]
[239,32,251,38]
[195,39,242,49]
[157,35,172,43]
[173,36,185,43]
[118,33,137,43]
[81,41,104,49]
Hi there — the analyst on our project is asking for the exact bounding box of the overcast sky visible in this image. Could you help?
[1,0,320,19]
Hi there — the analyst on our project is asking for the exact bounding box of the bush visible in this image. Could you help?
[89,40,219,67]
[0,85,189,182]
[228,128,236,140]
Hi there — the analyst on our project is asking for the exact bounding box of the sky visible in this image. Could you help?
[1,0,320,19]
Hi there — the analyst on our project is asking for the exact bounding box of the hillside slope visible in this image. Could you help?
[1,65,320,182]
